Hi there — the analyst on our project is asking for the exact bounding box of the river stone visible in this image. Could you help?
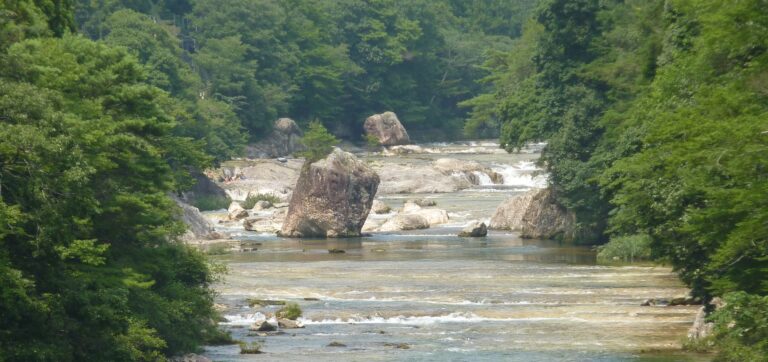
[379,214,430,232]
[364,111,410,146]
[278,318,304,329]
[408,198,437,207]
[247,118,305,158]
[413,208,449,226]
[489,188,576,241]
[459,221,487,237]
[279,148,379,238]
[250,320,277,332]
[401,201,422,213]
[251,200,272,211]
[371,200,391,214]
[227,201,249,221]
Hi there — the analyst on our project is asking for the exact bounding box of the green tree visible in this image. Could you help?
[297,120,339,162]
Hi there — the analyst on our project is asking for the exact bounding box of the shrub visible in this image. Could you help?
[241,193,281,209]
[709,292,768,361]
[297,120,338,162]
[276,302,302,320]
[192,194,231,211]
[596,234,652,263]
[238,341,262,354]
[363,133,381,150]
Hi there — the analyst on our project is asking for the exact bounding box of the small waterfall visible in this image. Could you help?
[492,161,548,188]
[471,171,495,186]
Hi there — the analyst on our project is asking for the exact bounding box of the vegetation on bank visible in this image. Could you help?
[466,0,767,359]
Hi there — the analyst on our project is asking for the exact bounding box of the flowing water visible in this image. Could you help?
[204,141,705,361]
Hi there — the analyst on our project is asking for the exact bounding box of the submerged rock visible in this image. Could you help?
[379,214,430,232]
[364,111,410,146]
[459,221,488,237]
[247,118,305,158]
[279,148,379,238]
[489,188,576,241]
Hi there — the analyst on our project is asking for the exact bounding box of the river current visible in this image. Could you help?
[203,142,704,361]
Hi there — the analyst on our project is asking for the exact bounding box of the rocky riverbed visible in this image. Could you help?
[189,141,705,361]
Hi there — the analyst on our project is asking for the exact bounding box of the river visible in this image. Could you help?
[202,141,705,361]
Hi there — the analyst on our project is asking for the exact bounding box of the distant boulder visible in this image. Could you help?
[278,148,379,238]
[489,188,575,241]
[227,201,249,221]
[175,198,218,241]
[247,118,305,158]
[379,214,430,232]
[459,221,488,237]
[364,111,410,146]
[371,200,391,214]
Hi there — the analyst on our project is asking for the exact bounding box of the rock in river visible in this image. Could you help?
[379,214,430,232]
[227,201,249,221]
[459,221,488,237]
[371,199,391,214]
[279,148,380,238]
[250,320,277,332]
[364,111,410,146]
[489,188,575,241]
[247,118,305,158]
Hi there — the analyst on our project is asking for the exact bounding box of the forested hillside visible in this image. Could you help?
[74,0,538,141]
[468,0,767,359]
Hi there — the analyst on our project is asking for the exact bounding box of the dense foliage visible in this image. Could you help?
[470,0,767,358]
[0,2,226,360]
[74,0,539,141]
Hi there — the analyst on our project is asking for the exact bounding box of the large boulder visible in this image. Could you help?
[247,118,305,158]
[278,148,379,238]
[364,112,410,146]
[489,188,576,241]
[459,221,488,237]
[175,198,218,241]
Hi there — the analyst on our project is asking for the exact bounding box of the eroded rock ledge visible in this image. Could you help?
[490,187,576,241]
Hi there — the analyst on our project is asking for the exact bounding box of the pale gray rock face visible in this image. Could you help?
[379,214,430,232]
[459,221,488,237]
[175,198,217,241]
[364,111,411,146]
[371,200,392,214]
[489,188,575,241]
[227,201,249,221]
[247,118,305,158]
[279,148,379,238]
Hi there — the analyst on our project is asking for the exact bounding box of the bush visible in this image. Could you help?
[297,120,338,162]
[238,341,262,354]
[241,193,281,209]
[709,292,768,361]
[192,194,231,211]
[596,234,652,263]
[276,302,302,320]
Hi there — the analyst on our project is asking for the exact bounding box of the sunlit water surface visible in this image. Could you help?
[204,141,706,361]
